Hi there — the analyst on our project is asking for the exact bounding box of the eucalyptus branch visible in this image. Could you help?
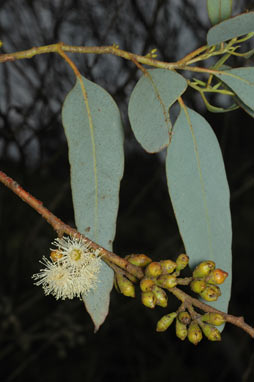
[1,169,254,338]
[0,170,144,279]
[169,287,254,338]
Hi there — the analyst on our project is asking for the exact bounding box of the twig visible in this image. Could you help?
[0,170,144,279]
[170,287,254,338]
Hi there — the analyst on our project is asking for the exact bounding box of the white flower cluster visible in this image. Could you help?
[32,236,102,300]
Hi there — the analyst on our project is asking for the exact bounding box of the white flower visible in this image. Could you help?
[32,236,103,300]
[51,236,100,271]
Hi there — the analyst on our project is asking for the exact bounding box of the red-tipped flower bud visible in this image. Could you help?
[141,291,156,309]
[145,262,162,278]
[187,321,203,345]
[160,259,177,274]
[176,253,189,271]
[127,254,152,267]
[200,284,221,302]
[157,274,177,289]
[192,260,216,278]
[50,250,63,262]
[156,312,177,332]
[116,273,135,298]
[205,268,228,285]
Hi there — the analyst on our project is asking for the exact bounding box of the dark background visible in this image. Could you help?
[0,1,254,381]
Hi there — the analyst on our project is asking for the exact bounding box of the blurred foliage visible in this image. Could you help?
[0,0,254,381]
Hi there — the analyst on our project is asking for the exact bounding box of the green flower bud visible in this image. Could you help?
[145,262,162,278]
[175,318,188,341]
[201,312,225,326]
[178,311,191,326]
[115,274,135,298]
[156,312,177,332]
[200,285,221,302]
[157,274,177,289]
[126,254,152,267]
[176,253,189,271]
[205,268,228,285]
[192,260,216,278]
[190,278,207,294]
[152,286,168,308]
[200,322,221,341]
[160,259,177,274]
[141,291,156,309]
[187,321,203,345]
[140,277,156,292]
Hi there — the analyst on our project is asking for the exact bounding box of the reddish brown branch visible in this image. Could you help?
[170,287,254,338]
[0,170,144,279]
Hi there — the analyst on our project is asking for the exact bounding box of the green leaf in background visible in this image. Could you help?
[128,69,187,153]
[215,67,254,110]
[207,11,254,45]
[62,76,124,331]
[207,0,233,25]
[166,107,232,316]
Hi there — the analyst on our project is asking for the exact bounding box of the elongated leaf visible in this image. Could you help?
[62,76,124,331]
[215,67,254,110]
[234,95,254,117]
[166,107,232,315]
[207,11,254,45]
[128,69,187,153]
[207,0,233,25]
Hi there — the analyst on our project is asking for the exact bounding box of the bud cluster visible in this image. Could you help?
[140,254,189,309]
[115,254,152,298]
[190,261,228,302]
[156,310,225,344]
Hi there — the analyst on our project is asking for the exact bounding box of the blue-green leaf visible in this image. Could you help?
[207,11,254,45]
[62,76,124,331]
[128,69,187,153]
[233,95,254,117]
[166,107,232,315]
[215,67,254,110]
[207,0,233,25]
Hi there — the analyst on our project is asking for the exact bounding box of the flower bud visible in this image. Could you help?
[116,273,135,298]
[152,286,168,308]
[178,311,191,326]
[145,262,162,278]
[190,278,207,294]
[176,253,189,271]
[205,269,228,285]
[175,318,188,341]
[141,291,156,309]
[156,312,177,332]
[157,274,177,289]
[126,254,152,267]
[201,312,225,326]
[160,259,177,274]
[192,260,216,278]
[50,250,63,262]
[140,277,156,292]
[200,285,221,302]
[200,322,221,341]
[187,321,203,345]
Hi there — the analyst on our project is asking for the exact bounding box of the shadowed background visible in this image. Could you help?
[0,1,254,381]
